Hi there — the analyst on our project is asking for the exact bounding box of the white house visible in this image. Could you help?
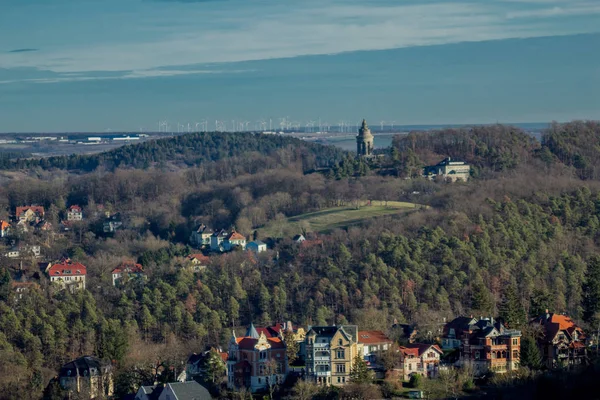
[67,205,83,221]
[246,240,267,254]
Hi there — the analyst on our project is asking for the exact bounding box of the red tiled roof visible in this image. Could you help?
[235,337,285,350]
[48,260,87,276]
[533,313,586,341]
[358,330,393,345]
[0,220,9,230]
[68,205,82,212]
[11,281,39,289]
[400,343,442,357]
[112,260,143,274]
[16,206,45,216]
[228,231,246,241]
[219,352,229,362]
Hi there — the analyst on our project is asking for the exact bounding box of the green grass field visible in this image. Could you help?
[258,201,421,238]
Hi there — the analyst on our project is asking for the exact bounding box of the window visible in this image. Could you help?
[475,351,480,360]
[336,350,345,359]
[258,378,262,384]
[513,339,518,345]
[513,350,519,359]
[337,377,341,383]
[260,351,267,360]
[417,363,423,370]
[339,339,343,346]
[408,363,412,371]
[336,364,346,373]
[342,377,346,383]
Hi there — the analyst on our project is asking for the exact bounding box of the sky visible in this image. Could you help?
[0,0,599,132]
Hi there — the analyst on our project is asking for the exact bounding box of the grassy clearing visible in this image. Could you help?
[258,200,421,238]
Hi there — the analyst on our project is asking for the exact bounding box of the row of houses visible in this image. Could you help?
[190,225,267,254]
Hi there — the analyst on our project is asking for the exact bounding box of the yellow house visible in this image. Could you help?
[305,325,363,386]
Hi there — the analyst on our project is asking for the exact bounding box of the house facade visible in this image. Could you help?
[358,330,393,366]
[531,311,588,369]
[59,356,113,399]
[223,231,247,251]
[16,206,45,223]
[111,260,144,286]
[247,241,267,254]
[186,253,210,272]
[67,205,83,221]
[190,224,213,247]
[210,230,229,252]
[398,343,443,380]
[423,158,470,182]
[227,324,288,393]
[47,259,87,291]
[305,325,362,387]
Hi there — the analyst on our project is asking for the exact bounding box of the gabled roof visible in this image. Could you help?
[68,205,82,212]
[187,253,210,263]
[531,312,585,342]
[400,343,443,357]
[228,231,246,241]
[16,206,45,216]
[166,381,212,400]
[444,316,477,333]
[139,385,164,400]
[111,260,143,274]
[59,356,107,378]
[48,260,87,276]
[358,330,393,345]
[248,240,266,246]
[235,336,285,350]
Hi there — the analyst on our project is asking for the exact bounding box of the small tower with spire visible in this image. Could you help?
[356,119,374,157]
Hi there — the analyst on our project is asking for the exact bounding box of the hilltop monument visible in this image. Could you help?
[356,119,374,157]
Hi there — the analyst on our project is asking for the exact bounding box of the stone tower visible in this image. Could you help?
[356,119,374,157]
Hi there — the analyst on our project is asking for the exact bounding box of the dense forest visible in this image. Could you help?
[1,121,600,399]
[0,132,346,172]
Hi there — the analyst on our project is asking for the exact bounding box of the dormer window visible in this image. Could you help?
[338,339,343,346]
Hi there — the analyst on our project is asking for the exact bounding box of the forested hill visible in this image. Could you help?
[540,120,600,180]
[0,132,346,172]
[392,124,539,174]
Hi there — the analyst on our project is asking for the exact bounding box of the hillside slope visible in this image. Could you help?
[0,132,346,172]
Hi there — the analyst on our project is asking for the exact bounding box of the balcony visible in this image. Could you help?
[314,356,330,362]
[313,343,330,348]
[315,371,331,377]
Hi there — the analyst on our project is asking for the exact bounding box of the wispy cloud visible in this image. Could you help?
[7,48,39,53]
[0,0,599,83]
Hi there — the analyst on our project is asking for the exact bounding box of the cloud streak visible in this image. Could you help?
[0,0,599,83]
[7,48,39,53]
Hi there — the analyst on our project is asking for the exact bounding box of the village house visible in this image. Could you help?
[103,214,123,233]
[210,229,229,251]
[11,281,40,301]
[423,158,470,182]
[153,382,212,400]
[111,260,144,286]
[227,324,288,393]
[15,206,45,223]
[186,253,211,272]
[67,205,83,221]
[398,343,443,380]
[247,240,267,254]
[0,220,10,237]
[4,244,41,259]
[305,325,362,387]
[59,356,113,399]
[186,349,228,381]
[531,311,588,369]
[447,317,521,375]
[190,224,213,247]
[441,316,478,350]
[47,258,87,291]
[358,330,393,366]
[292,234,306,243]
[35,220,53,232]
[223,231,247,251]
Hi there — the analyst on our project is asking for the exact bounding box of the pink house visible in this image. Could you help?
[398,343,443,381]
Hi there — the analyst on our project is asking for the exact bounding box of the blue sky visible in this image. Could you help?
[1,0,599,132]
